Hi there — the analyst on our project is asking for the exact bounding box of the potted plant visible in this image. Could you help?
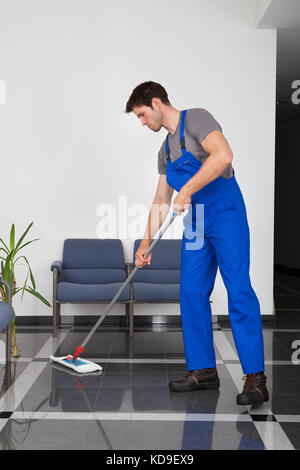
[0,222,51,357]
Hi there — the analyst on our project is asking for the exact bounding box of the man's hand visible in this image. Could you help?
[135,243,152,269]
[173,189,191,215]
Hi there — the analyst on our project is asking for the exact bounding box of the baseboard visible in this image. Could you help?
[216,314,274,327]
[15,314,274,327]
[15,315,183,327]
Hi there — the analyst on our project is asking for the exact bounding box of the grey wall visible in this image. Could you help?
[275,115,300,269]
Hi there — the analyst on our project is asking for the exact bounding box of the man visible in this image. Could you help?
[125,81,269,405]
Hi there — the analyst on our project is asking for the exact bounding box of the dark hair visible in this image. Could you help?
[125,81,171,113]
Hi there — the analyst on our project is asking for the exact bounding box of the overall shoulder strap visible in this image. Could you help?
[165,110,187,160]
[179,110,187,149]
[165,134,170,160]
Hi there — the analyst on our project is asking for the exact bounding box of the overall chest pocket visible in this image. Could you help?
[178,158,201,176]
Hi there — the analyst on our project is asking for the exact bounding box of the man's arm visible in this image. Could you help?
[173,130,233,214]
[144,175,174,242]
[135,175,174,268]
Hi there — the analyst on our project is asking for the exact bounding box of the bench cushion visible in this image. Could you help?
[57,282,130,302]
[132,283,180,301]
[60,268,127,284]
[132,269,180,284]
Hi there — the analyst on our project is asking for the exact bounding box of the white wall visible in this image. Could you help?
[0,0,276,317]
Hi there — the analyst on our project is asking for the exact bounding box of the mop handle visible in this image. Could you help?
[73,211,178,357]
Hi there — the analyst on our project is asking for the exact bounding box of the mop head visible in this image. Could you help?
[49,360,102,377]
[50,355,102,374]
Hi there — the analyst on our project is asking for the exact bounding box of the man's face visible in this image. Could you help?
[133,104,163,132]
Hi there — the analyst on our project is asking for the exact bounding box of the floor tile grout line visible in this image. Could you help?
[274,415,300,423]
[44,358,224,364]
[270,329,300,332]
[4,357,297,365]
[10,411,254,422]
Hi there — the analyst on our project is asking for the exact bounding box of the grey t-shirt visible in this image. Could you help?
[158,108,234,179]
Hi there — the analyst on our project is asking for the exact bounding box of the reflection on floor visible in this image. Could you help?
[0,269,299,450]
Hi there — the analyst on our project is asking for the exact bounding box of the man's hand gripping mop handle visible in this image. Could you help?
[72,211,178,361]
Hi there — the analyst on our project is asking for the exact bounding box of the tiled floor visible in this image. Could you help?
[0,269,299,450]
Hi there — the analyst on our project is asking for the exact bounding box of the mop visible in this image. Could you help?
[50,211,178,373]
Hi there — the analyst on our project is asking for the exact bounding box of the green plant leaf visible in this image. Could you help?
[0,238,9,252]
[21,273,29,301]
[3,252,13,285]
[7,269,13,288]
[16,255,36,290]
[23,286,51,307]
[14,222,34,253]
[0,246,9,256]
[15,238,40,254]
[10,224,15,251]
[0,256,13,301]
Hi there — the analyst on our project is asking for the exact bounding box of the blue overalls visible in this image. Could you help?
[166,110,264,374]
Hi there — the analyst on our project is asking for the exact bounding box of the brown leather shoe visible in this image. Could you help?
[236,372,269,405]
[169,368,220,392]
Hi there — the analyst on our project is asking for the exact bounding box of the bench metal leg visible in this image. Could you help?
[53,301,57,337]
[52,268,60,337]
[53,301,60,337]
[57,302,61,328]
[129,301,134,337]
[125,303,130,328]
[6,323,11,363]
